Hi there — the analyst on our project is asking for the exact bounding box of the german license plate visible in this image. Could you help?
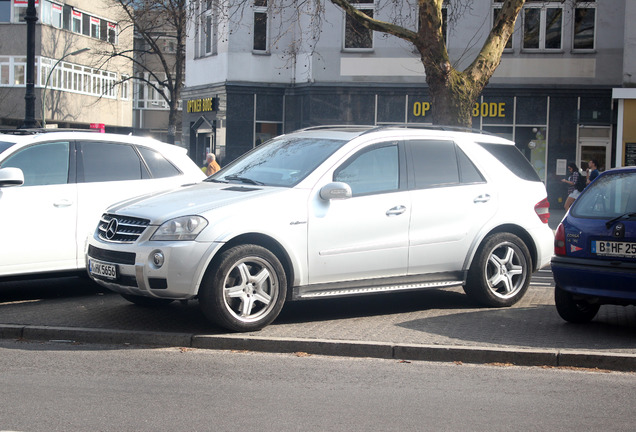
[592,240,636,258]
[89,259,118,280]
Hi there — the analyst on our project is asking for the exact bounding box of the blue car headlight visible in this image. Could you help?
[151,216,208,241]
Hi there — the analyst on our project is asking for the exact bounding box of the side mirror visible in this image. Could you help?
[0,167,24,188]
[320,182,352,200]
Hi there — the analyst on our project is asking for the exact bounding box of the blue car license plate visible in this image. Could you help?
[592,240,636,258]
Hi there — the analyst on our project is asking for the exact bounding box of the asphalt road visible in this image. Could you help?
[1,339,635,432]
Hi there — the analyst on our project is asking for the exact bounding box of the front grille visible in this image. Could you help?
[88,245,135,265]
[98,213,150,243]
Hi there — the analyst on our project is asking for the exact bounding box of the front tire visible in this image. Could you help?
[554,286,600,323]
[199,244,287,332]
[465,233,532,307]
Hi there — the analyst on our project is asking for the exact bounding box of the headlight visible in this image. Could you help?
[151,216,208,241]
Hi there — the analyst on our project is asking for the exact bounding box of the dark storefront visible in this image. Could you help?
[183,84,615,209]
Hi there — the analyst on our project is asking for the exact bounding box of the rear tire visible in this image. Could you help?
[465,233,532,307]
[554,286,600,323]
[199,244,287,332]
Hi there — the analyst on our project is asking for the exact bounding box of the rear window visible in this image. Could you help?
[477,142,541,182]
[572,171,636,219]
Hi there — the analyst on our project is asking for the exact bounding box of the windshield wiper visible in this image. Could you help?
[605,212,636,228]
[224,175,264,186]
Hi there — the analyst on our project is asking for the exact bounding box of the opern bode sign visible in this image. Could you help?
[187,97,216,113]
[412,101,507,118]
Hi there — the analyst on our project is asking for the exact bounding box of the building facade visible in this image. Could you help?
[183,0,634,207]
[0,0,133,131]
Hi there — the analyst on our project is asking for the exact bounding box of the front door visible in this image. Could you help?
[307,142,410,285]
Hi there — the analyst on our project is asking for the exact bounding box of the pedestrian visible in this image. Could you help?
[587,159,600,185]
[561,162,582,211]
[204,153,221,176]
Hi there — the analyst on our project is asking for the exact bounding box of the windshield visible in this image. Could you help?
[208,136,347,187]
[572,171,636,219]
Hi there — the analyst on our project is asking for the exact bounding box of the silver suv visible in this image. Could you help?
[87,126,554,332]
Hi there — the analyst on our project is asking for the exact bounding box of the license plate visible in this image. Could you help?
[591,240,636,258]
[89,259,118,280]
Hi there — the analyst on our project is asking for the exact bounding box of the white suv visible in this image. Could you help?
[86,126,554,332]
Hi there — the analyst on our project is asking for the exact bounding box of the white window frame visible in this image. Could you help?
[90,16,100,39]
[521,1,564,51]
[72,9,82,33]
[343,0,374,51]
[573,1,596,52]
[252,0,269,53]
[492,5,513,52]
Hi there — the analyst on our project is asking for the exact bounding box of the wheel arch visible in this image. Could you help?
[203,233,296,301]
[468,224,538,272]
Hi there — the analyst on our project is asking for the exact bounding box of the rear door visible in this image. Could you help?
[407,139,498,275]
[0,140,77,276]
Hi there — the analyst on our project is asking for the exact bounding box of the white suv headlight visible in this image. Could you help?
[151,216,208,241]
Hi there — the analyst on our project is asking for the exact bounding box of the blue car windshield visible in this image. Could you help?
[572,172,636,219]
[208,136,347,187]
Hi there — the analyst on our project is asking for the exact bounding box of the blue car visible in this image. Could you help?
[552,166,636,323]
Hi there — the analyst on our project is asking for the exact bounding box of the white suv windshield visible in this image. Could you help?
[209,136,347,187]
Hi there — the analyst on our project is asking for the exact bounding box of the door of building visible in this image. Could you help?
[578,139,611,175]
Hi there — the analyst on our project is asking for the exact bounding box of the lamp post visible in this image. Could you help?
[41,47,90,128]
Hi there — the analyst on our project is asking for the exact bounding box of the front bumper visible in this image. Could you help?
[86,239,221,300]
[551,255,636,302]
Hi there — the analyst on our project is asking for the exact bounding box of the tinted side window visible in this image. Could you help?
[334,144,399,197]
[2,141,70,186]
[137,147,181,178]
[457,147,485,184]
[80,142,146,183]
[409,140,459,188]
[477,142,541,182]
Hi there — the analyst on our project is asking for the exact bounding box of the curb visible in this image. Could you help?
[2,324,636,372]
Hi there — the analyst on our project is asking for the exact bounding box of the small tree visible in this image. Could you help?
[106,0,188,144]
[329,0,526,126]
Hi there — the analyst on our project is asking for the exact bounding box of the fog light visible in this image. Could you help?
[151,251,165,268]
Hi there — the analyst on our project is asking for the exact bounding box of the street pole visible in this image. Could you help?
[21,0,38,129]
[41,48,90,128]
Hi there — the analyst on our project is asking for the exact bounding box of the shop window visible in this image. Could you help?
[255,122,282,146]
[574,1,596,50]
[253,0,268,52]
[522,1,563,51]
[344,0,373,50]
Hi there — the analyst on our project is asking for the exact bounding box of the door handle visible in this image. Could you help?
[53,199,73,208]
[386,205,406,216]
[474,194,491,203]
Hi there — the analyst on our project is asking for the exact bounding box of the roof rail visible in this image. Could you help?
[298,125,375,132]
[362,124,497,136]
[0,128,99,135]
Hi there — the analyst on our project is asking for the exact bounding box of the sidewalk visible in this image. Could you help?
[1,207,635,371]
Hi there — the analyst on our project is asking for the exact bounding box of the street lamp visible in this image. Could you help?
[41,47,90,128]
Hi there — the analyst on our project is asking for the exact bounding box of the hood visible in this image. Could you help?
[107,181,285,223]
